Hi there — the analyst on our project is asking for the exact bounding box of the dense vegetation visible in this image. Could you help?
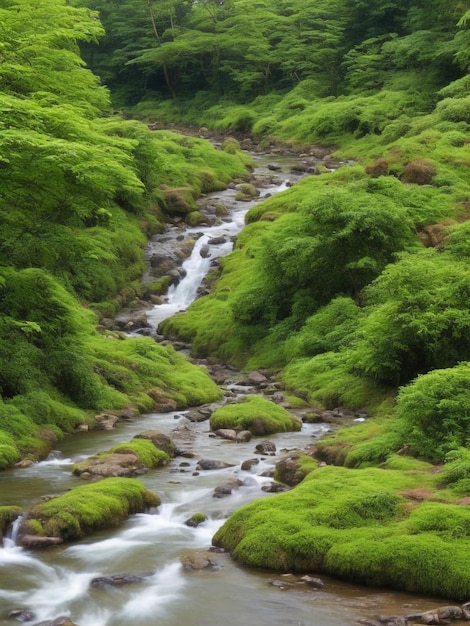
[3,0,470,600]
[0,0,250,467]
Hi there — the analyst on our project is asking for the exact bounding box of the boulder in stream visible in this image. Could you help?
[181,550,223,571]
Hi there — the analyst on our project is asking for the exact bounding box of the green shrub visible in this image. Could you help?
[396,364,470,462]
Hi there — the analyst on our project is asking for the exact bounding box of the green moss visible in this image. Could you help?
[213,464,470,600]
[111,440,170,468]
[210,395,301,435]
[185,210,203,226]
[27,477,160,541]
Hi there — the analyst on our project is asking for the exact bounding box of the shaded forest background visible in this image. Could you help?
[2,0,470,474]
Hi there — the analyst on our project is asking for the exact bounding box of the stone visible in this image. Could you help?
[255,440,276,455]
[133,430,176,456]
[213,429,238,441]
[19,535,63,549]
[196,459,235,471]
[241,458,259,471]
[91,573,147,587]
[236,430,252,443]
[180,551,222,571]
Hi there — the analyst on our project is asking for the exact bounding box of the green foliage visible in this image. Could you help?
[396,365,470,462]
[210,395,301,435]
[284,297,362,360]
[0,432,21,470]
[353,251,470,386]
[27,477,160,541]
[439,448,470,495]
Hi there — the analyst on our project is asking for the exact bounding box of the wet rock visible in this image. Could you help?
[240,458,259,471]
[300,575,324,588]
[269,579,296,589]
[208,236,226,245]
[200,245,210,258]
[91,573,148,587]
[259,467,275,477]
[409,606,464,624]
[246,370,270,387]
[93,413,120,431]
[213,477,244,498]
[271,391,285,404]
[14,460,35,468]
[236,430,252,443]
[185,404,217,422]
[184,513,208,528]
[133,430,176,456]
[213,429,238,441]
[8,608,35,622]
[196,459,235,471]
[181,551,222,571]
[72,452,148,479]
[275,451,312,487]
[255,440,276,455]
[261,481,289,493]
[19,535,63,549]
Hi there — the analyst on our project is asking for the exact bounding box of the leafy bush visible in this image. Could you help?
[396,364,470,462]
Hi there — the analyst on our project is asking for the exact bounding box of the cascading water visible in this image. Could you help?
[3,516,23,550]
[146,179,290,328]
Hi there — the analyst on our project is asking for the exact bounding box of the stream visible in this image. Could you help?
[0,147,459,626]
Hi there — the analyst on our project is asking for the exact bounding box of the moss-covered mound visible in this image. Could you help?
[210,396,302,436]
[72,438,170,478]
[22,478,160,542]
[213,464,470,601]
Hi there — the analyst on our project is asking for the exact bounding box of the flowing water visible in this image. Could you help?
[0,151,458,625]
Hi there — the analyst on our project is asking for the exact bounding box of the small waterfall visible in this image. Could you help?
[3,515,23,549]
[146,178,292,330]
[165,234,215,309]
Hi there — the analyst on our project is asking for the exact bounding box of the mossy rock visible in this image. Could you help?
[72,438,170,478]
[185,210,203,226]
[221,137,241,154]
[213,464,470,600]
[210,396,302,436]
[23,477,160,543]
[235,183,259,201]
[133,430,176,457]
[163,187,197,215]
[184,512,208,528]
